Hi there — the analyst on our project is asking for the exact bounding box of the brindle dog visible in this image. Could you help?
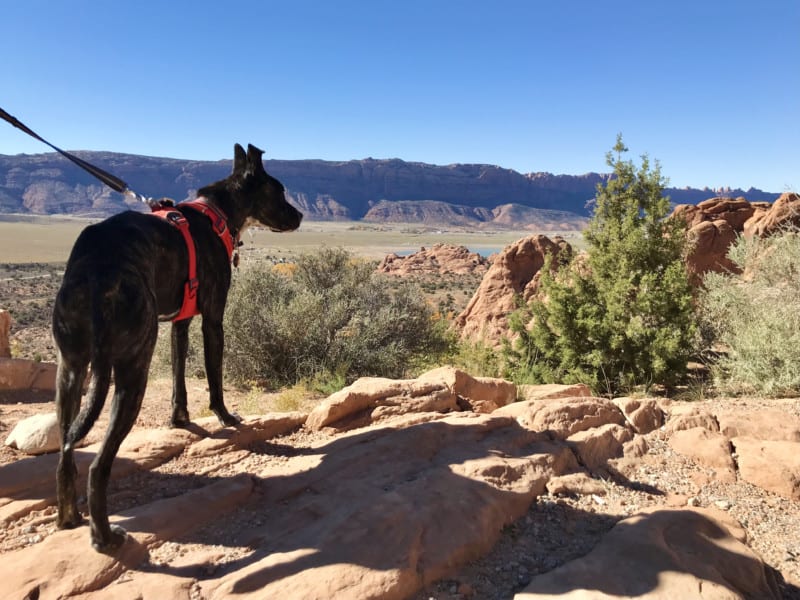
[53,144,302,552]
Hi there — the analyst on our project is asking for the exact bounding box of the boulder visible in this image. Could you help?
[672,197,755,230]
[496,397,626,440]
[305,376,455,431]
[743,192,800,238]
[715,407,800,442]
[567,423,633,471]
[546,472,608,497]
[418,366,516,413]
[733,437,800,500]
[668,427,736,482]
[518,383,592,402]
[305,367,515,431]
[0,309,11,358]
[455,235,571,343]
[377,243,489,276]
[685,218,739,281]
[612,397,663,434]
[664,408,719,435]
[671,194,800,284]
[672,198,752,281]
[515,507,782,599]
[4,412,60,455]
[742,202,776,238]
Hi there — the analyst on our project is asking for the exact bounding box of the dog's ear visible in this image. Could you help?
[233,144,247,175]
[246,144,266,174]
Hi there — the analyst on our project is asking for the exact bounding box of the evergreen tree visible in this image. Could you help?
[504,136,696,395]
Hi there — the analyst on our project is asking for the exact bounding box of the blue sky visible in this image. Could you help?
[1,1,797,192]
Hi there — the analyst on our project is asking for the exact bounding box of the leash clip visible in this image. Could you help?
[124,189,162,209]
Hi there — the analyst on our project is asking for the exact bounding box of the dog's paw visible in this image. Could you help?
[91,524,128,554]
[169,415,191,429]
[56,511,85,530]
[170,406,191,428]
[216,410,243,427]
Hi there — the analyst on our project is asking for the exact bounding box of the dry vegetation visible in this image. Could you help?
[0,217,548,363]
[2,219,800,599]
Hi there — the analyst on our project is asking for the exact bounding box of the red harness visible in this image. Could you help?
[151,199,237,321]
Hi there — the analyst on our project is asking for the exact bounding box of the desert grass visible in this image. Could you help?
[0,214,582,263]
[0,216,89,263]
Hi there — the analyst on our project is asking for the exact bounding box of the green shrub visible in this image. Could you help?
[150,319,205,379]
[222,247,450,387]
[700,230,800,396]
[503,136,697,395]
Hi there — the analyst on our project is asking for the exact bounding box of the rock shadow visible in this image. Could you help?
[2,415,796,599]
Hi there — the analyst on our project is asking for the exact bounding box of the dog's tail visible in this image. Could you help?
[63,275,113,451]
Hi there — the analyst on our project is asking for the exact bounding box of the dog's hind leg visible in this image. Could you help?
[169,318,192,427]
[87,280,158,553]
[87,357,150,553]
[202,316,241,426]
[55,353,90,529]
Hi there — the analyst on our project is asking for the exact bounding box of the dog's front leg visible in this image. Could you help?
[169,319,192,427]
[202,316,242,426]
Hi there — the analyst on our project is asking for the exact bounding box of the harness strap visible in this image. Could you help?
[150,198,237,322]
[152,209,199,321]
[180,199,237,259]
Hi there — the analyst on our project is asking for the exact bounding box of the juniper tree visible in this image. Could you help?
[505,136,696,395]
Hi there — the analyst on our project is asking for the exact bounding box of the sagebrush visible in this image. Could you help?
[222,247,450,388]
[701,229,800,396]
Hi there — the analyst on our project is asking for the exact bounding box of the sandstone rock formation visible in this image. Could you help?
[377,243,489,276]
[516,507,782,599]
[733,437,800,501]
[0,357,57,391]
[518,383,592,402]
[455,235,572,343]
[668,427,737,483]
[0,308,11,358]
[672,192,800,282]
[0,373,795,599]
[744,192,800,238]
[661,403,800,500]
[672,196,756,230]
[305,366,516,431]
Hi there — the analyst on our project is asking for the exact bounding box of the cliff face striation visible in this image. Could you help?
[0,151,780,225]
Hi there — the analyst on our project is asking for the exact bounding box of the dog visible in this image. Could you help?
[53,144,302,552]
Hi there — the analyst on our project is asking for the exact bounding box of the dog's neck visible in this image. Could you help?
[194,184,247,238]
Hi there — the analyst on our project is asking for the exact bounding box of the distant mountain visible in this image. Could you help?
[0,151,781,228]
[363,200,589,231]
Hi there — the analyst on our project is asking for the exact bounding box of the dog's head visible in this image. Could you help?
[232,143,303,232]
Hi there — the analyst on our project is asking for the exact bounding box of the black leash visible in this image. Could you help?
[0,106,155,206]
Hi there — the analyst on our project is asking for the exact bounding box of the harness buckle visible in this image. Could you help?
[166,211,186,226]
[185,277,199,299]
[211,214,227,236]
